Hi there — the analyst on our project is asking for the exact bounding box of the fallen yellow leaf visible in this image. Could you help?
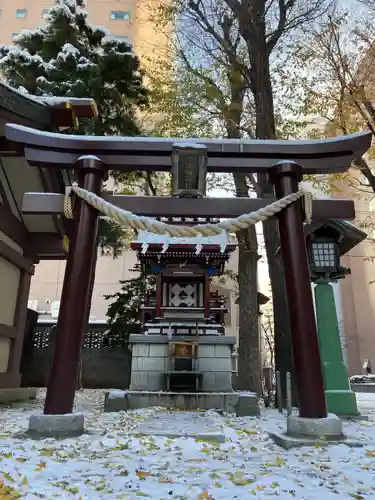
[136,471,153,479]
[1,473,14,483]
[198,491,213,499]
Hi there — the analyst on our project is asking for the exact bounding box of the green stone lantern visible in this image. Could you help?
[308,225,360,418]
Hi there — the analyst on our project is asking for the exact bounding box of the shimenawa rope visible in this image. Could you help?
[63,182,313,237]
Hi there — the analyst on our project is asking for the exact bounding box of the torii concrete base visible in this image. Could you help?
[104,390,260,417]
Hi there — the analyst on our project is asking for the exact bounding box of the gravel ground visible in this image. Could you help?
[0,389,374,499]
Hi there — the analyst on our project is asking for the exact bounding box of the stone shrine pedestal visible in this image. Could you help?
[104,334,259,416]
[129,334,235,392]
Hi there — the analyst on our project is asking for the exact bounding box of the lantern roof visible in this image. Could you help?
[306,219,367,256]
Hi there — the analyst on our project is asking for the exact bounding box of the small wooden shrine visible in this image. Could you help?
[130,226,236,392]
[129,221,236,393]
[127,145,239,394]
[131,219,236,334]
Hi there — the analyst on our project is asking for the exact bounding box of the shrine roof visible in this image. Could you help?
[131,243,236,254]
[153,216,221,225]
[131,229,236,256]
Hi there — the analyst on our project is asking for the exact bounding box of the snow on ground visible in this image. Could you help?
[0,390,375,499]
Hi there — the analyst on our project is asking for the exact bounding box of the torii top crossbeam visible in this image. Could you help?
[5,123,372,174]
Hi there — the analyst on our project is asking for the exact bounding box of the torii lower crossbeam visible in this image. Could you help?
[22,193,355,220]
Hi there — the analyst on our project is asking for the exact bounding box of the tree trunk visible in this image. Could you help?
[226,90,262,394]
[250,63,298,405]
[261,209,297,407]
[242,5,297,405]
[232,173,261,394]
[236,224,261,394]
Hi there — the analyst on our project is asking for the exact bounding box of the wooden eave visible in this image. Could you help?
[0,82,96,131]
[0,83,96,259]
[131,242,236,253]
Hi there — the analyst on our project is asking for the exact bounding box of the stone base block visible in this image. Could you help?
[325,389,360,418]
[339,414,369,421]
[104,390,128,412]
[269,430,364,450]
[104,390,260,416]
[236,392,260,417]
[28,413,84,438]
[0,388,36,404]
[287,413,343,439]
[351,383,375,393]
[134,413,225,443]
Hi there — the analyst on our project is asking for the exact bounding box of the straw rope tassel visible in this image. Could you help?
[63,181,313,236]
[64,185,75,220]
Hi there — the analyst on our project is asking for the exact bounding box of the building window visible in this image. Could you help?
[0,8,3,18]
[103,34,130,43]
[16,9,28,18]
[113,35,129,42]
[110,11,130,20]
[41,9,50,19]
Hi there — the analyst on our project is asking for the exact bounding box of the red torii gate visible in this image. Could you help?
[5,123,372,420]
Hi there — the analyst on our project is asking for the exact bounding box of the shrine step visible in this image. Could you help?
[132,411,226,443]
[104,390,260,416]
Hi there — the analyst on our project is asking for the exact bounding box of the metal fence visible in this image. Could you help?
[21,321,139,389]
[32,322,131,350]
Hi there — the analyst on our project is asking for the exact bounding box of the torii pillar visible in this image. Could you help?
[271,162,327,418]
[44,156,107,415]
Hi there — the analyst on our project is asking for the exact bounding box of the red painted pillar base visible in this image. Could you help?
[44,156,107,415]
[270,161,327,419]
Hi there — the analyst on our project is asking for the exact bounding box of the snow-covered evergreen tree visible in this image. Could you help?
[0,0,152,256]
[105,264,156,337]
[0,0,159,319]
[0,0,148,136]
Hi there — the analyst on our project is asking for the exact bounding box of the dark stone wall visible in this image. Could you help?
[22,347,131,389]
